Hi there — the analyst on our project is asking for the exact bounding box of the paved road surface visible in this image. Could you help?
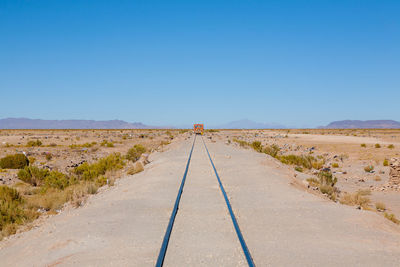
[1,135,400,266]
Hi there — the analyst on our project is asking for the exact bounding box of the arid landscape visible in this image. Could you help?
[2,1,400,265]
[0,129,180,240]
[1,128,400,265]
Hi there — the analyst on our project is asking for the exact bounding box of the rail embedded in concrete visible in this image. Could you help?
[202,136,256,267]
[155,135,196,267]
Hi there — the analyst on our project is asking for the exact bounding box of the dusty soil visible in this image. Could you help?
[0,129,177,185]
[217,129,400,220]
[1,133,399,266]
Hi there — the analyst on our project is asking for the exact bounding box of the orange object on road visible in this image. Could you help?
[193,124,204,135]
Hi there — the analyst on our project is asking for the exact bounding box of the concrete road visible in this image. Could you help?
[1,135,400,266]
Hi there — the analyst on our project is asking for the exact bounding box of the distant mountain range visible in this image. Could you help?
[213,119,287,129]
[0,118,155,129]
[1,118,399,130]
[321,120,400,129]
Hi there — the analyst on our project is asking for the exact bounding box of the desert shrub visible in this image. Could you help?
[375,143,381,148]
[0,186,36,238]
[383,159,389,167]
[75,153,125,181]
[278,154,317,169]
[100,140,114,147]
[18,166,49,186]
[0,154,29,169]
[318,171,337,186]
[294,166,303,172]
[251,141,262,152]
[306,177,320,187]
[233,139,249,147]
[361,143,366,148]
[43,171,69,190]
[45,153,52,161]
[263,144,280,158]
[364,165,374,173]
[375,202,386,212]
[388,144,395,149]
[127,162,144,175]
[95,176,108,187]
[340,190,371,209]
[69,142,96,149]
[332,163,339,168]
[126,144,146,162]
[384,213,400,224]
[49,143,57,147]
[26,140,42,147]
[28,157,36,164]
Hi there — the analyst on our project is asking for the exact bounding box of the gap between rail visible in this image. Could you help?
[201,136,256,267]
[155,135,196,267]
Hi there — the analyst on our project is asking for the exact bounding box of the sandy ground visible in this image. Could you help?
[1,135,400,266]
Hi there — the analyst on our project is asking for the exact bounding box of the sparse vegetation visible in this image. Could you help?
[384,212,400,224]
[126,144,146,162]
[0,154,29,169]
[74,153,125,181]
[388,144,395,149]
[375,143,381,148]
[26,140,42,147]
[251,141,262,152]
[383,159,389,166]
[340,190,371,209]
[100,140,114,147]
[263,144,280,158]
[361,143,366,148]
[278,154,317,170]
[331,162,339,168]
[0,186,38,240]
[233,139,249,148]
[294,166,303,172]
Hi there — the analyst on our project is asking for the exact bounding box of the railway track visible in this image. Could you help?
[155,135,255,267]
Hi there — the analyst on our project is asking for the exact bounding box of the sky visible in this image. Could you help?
[0,0,399,128]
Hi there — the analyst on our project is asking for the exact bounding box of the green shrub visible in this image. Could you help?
[278,154,317,169]
[18,166,48,186]
[318,171,337,187]
[388,144,395,149]
[26,140,42,147]
[18,166,69,190]
[43,171,69,190]
[126,144,146,162]
[263,144,280,158]
[251,141,262,152]
[383,159,389,167]
[0,186,34,235]
[294,166,303,172]
[75,153,125,181]
[331,162,339,168]
[0,154,29,169]
[100,140,114,147]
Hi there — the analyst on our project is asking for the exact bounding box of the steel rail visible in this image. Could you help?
[201,136,256,267]
[155,135,196,267]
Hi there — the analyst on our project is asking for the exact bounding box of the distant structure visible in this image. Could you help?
[193,124,204,135]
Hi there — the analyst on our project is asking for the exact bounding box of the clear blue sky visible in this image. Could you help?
[1,0,399,127]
